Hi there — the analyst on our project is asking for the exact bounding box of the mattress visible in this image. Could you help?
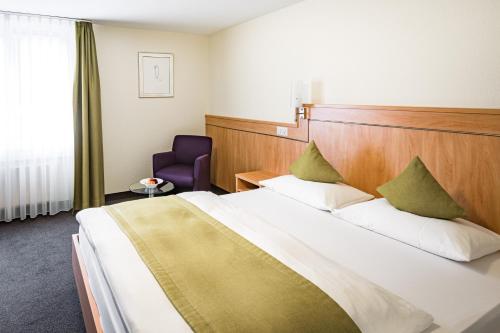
[76,189,500,332]
[78,228,128,333]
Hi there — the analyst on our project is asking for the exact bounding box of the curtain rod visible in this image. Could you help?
[0,10,92,23]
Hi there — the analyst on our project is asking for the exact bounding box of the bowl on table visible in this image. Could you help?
[140,178,164,189]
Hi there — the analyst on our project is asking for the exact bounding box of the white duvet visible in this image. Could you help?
[77,191,433,333]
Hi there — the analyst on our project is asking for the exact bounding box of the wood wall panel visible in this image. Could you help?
[206,104,500,233]
[206,124,305,192]
[206,115,308,142]
[309,104,500,136]
[309,121,500,232]
[207,125,236,191]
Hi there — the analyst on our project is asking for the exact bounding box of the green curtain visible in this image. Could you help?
[73,22,105,210]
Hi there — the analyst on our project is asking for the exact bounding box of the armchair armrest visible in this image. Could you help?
[153,151,176,176]
[193,154,211,191]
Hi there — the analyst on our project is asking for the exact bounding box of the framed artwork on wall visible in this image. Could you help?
[138,52,174,98]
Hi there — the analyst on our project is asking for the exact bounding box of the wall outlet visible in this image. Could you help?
[276,126,288,137]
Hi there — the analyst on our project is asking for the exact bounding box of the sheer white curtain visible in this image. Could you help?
[0,13,75,222]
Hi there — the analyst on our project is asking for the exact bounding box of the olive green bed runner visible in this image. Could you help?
[104,196,360,333]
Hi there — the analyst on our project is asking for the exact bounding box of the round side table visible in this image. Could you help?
[129,180,175,198]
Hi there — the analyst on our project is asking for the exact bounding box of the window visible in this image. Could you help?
[0,13,75,221]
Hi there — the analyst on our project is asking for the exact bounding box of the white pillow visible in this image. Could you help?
[332,198,500,261]
[259,175,374,210]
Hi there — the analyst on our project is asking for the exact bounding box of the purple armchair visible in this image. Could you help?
[153,135,212,191]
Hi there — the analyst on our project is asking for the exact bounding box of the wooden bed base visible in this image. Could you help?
[72,234,104,333]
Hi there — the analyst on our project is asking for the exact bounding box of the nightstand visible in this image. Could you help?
[235,170,278,192]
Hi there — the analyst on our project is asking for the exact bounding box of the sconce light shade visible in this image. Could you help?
[290,80,311,111]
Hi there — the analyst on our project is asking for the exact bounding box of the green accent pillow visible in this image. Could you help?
[377,156,465,220]
[289,141,343,183]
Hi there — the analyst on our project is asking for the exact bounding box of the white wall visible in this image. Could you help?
[93,25,209,193]
[94,1,500,192]
[209,0,500,122]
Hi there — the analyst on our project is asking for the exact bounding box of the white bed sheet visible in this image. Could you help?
[224,189,500,333]
[76,189,500,332]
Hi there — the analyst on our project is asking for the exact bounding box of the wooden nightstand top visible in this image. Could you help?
[235,170,278,192]
[235,170,278,186]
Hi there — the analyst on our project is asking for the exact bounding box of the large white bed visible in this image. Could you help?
[76,188,500,333]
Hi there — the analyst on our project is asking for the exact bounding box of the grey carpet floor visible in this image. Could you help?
[0,212,85,333]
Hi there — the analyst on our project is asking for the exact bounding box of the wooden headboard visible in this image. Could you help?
[205,104,500,233]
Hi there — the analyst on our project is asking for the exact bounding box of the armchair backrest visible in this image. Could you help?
[172,135,212,165]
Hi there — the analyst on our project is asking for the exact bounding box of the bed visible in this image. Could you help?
[73,187,500,333]
[73,104,500,333]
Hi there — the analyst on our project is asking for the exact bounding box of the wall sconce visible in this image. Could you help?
[297,107,306,119]
[290,80,311,113]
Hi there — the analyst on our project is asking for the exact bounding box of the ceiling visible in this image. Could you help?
[0,0,303,34]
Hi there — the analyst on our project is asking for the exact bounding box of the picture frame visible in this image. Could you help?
[138,52,174,98]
